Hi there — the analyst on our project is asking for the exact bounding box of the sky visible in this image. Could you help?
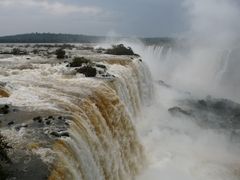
[0,0,189,37]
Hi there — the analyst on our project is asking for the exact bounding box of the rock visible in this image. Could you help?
[33,116,42,121]
[45,120,51,125]
[50,131,69,138]
[157,80,171,88]
[96,64,106,69]
[47,116,54,119]
[7,121,14,126]
[59,132,69,137]
[168,106,192,116]
[76,66,97,77]
[0,105,10,114]
[50,131,61,137]
[15,124,28,131]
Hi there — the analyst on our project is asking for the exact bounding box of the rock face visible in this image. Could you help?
[168,106,192,116]
[168,96,240,131]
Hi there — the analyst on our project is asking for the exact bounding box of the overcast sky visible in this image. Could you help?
[0,0,240,38]
[0,0,190,37]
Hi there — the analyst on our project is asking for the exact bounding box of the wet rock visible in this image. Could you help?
[65,122,69,126]
[157,80,172,88]
[7,121,14,126]
[96,64,106,69]
[15,124,28,131]
[59,132,69,137]
[45,120,51,125]
[101,73,115,78]
[168,106,192,116]
[33,116,42,122]
[47,116,54,119]
[50,131,69,138]
[0,105,10,114]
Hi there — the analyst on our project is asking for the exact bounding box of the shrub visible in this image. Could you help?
[69,57,91,67]
[105,44,138,56]
[76,66,97,77]
[55,48,65,59]
[12,48,27,55]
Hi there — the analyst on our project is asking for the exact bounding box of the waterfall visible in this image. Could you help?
[0,55,153,180]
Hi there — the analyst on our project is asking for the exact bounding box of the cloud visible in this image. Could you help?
[0,0,103,15]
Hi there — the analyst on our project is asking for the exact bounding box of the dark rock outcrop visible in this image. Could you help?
[168,106,192,116]
[76,66,97,77]
[0,105,10,115]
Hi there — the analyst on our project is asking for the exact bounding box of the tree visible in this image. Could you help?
[55,48,65,59]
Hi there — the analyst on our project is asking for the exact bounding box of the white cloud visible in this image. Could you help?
[0,0,103,15]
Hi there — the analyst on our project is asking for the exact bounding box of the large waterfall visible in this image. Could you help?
[0,49,153,180]
[1,42,240,180]
[129,43,240,180]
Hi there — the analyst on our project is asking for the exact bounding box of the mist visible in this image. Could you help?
[99,0,240,179]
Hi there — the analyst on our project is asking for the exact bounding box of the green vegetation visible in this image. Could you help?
[105,44,138,56]
[12,48,27,55]
[68,57,91,67]
[55,48,65,59]
[0,33,175,45]
[76,66,97,77]
[0,33,104,43]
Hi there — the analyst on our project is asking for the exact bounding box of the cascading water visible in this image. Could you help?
[1,41,240,180]
[0,50,153,180]
[122,43,240,180]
